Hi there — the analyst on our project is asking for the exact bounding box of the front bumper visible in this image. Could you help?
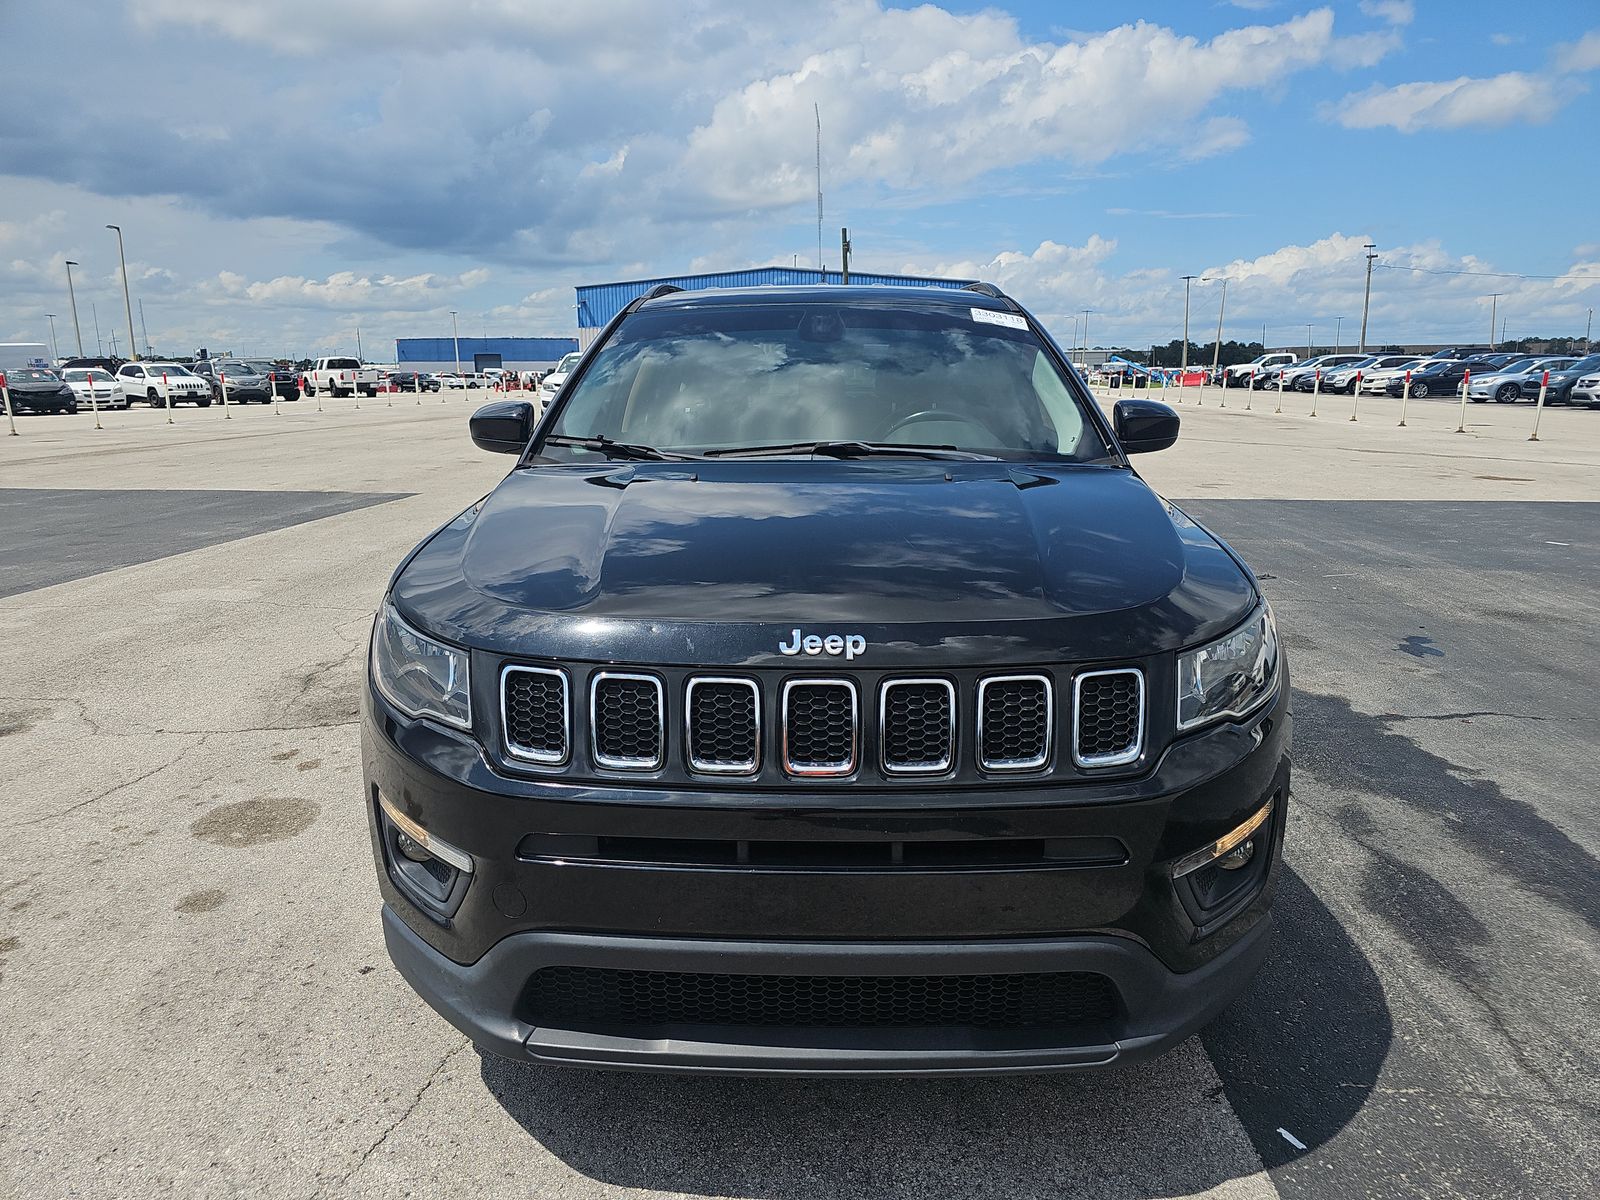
[364,673,1290,1074]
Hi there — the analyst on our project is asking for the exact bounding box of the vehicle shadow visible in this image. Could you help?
[478,863,1390,1199]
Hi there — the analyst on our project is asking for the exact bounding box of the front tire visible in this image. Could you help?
[147,388,166,409]
[1412,382,1430,399]
[196,396,211,408]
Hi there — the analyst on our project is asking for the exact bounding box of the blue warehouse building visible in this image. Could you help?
[574,267,978,347]
[395,336,579,375]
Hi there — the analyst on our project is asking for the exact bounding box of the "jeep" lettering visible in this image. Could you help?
[778,629,867,660]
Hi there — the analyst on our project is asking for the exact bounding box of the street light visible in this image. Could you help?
[1079,309,1095,364]
[1358,243,1376,353]
[1203,277,1228,381]
[1486,294,1502,350]
[45,314,60,361]
[1304,323,1313,360]
[449,310,461,378]
[1180,276,1198,380]
[105,225,139,361]
[1333,316,1345,353]
[63,261,85,356]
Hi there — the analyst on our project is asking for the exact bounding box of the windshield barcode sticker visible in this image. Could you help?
[972,308,1027,330]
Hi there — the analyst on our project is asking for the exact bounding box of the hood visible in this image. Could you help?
[393,461,1257,667]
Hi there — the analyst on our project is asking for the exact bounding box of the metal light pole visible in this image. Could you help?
[1305,323,1313,360]
[46,314,60,361]
[138,299,151,357]
[450,310,461,379]
[356,325,364,361]
[1333,316,1344,353]
[1487,294,1501,350]
[64,261,85,356]
[1207,278,1227,381]
[1180,276,1197,382]
[1586,307,1593,353]
[92,302,102,356]
[1358,243,1376,353]
[1079,309,1093,363]
[106,225,139,361]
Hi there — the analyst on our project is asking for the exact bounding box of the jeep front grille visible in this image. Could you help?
[880,679,955,774]
[685,678,760,774]
[1073,669,1144,767]
[501,666,569,765]
[977,675,1051,771]
[590,673,664,770]
[782,680,857,776]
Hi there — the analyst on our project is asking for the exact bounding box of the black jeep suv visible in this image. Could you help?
[363,283,1289,1075]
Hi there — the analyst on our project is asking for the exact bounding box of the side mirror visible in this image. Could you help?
[1113,398,1180,454]
[469,400,535,454]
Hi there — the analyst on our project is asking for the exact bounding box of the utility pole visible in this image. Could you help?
[1358,243,1377,353]
[840,227,851,285]
[138,299,151,357]
[1206,278,1227,379]
[64,260,85,356]
[46,314,60,361]
[1333,316,1344,353]
[1080,309,1093,364]
[106,225,139,361]
[1486,294,1501,350]
[1180,276,1197,378]
[1305,323,1313,360]
[356,325,364,361]
[1586,307,1593,353]
[92,301,102,356]
[449,310,461,379]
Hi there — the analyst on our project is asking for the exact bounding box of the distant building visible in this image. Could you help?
[574,267,979,347]
[395,336,578,375]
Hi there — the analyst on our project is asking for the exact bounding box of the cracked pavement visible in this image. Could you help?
[1,397,1597,1199]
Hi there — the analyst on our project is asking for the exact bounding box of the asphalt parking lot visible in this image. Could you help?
[1,392,1596,1199]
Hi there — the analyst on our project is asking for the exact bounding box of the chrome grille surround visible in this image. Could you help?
[1072,667,1145,768]
[878,678,956,775]
[589,672,665,770]
[500,664,570,766]
[685,676,761,775]
[976,674,1053,772]
[781,678,858,777]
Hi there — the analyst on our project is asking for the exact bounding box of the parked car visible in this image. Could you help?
[304,356,379,398]
[1382,358,1478,399]
[1222,352,1296,388]
[1572,369,1600,408]
[116,361,212,406]
[60,366,127,410]
[208,360,273,403]
[1465,357,1577,404]
[1321,355,1417,395]
[367,281,1289,1075]
[386,370,442,393]
[1285,354,1369,392]
[263,365,302,398]
[1359,358,1431,394]
[1536,354,1600,406]
[1,367,77,413]
[537,351,583,403]
[435,373,466,390]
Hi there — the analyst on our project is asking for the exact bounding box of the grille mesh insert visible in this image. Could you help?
[503,669,567,763]
[526,966,1118,1030]
[1076,671,1142,763]
[882,681,954,771]
[592,675,663,768]
[687,681,759,771]
[979,677,1050,769]
[784,682,856,773]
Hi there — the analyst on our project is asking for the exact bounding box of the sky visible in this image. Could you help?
[1,0,1597,360]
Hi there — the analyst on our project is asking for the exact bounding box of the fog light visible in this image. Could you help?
[377,792,472,873]
[395,829,432,864]
[1217,839,1255,870]
[1171,797,1274,879]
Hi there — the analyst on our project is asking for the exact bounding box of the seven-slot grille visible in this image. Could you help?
[500,667,1147,777]
[880,679,955,774]
[502,666,569,764]
[1073,669,1144,767]
[977,675,1051,771]
[590,673,664,769]
[685,678,760,774]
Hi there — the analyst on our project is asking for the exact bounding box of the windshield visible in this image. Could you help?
[65,369,112,382]
[12,369,58,382]
[1561,354,1600,374]
[541,300,1112,462]
[149,363,193,376]
[552,353,581,374]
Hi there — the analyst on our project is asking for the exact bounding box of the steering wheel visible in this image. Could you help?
[881,408,1003,444]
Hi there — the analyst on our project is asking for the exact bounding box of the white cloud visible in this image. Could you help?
[1330,72,1565,132]
[1358,0,1414,26]
[1555,30,1600,73]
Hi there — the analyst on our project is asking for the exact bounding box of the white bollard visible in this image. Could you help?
[89,373,102,430]
[1310,370,1320,417]
[274,371,282,416]
[2,376,16,436]
[221,371,231,419]
[416,373,423,405]
[350,370,359,410]
[162,371,174,424]
[1349,371,1361,422]
[1398,370,1411,427]
[1529,371,1550,442]
[1454,369,1470,433]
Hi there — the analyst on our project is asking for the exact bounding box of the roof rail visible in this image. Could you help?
[622,283,685,316]
[963,281,1004,299]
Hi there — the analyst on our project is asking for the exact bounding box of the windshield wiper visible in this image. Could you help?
[704,440,999,461]
[540,434,708,462]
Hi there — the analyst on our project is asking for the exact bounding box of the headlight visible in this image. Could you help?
[371,601,472,730]
[1176,604,1280,731]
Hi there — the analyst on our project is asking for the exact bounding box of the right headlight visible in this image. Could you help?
[1176,603,1280,732]
[371,601,472,730]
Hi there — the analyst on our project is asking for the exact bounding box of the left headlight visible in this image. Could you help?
[1176,603,1280,732]
[371,601,472,730]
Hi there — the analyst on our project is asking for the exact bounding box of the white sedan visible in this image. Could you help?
[61,367,128,410]
[435,373,467,390]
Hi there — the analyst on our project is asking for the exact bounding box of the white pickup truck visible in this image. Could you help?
[304,356,380,398]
